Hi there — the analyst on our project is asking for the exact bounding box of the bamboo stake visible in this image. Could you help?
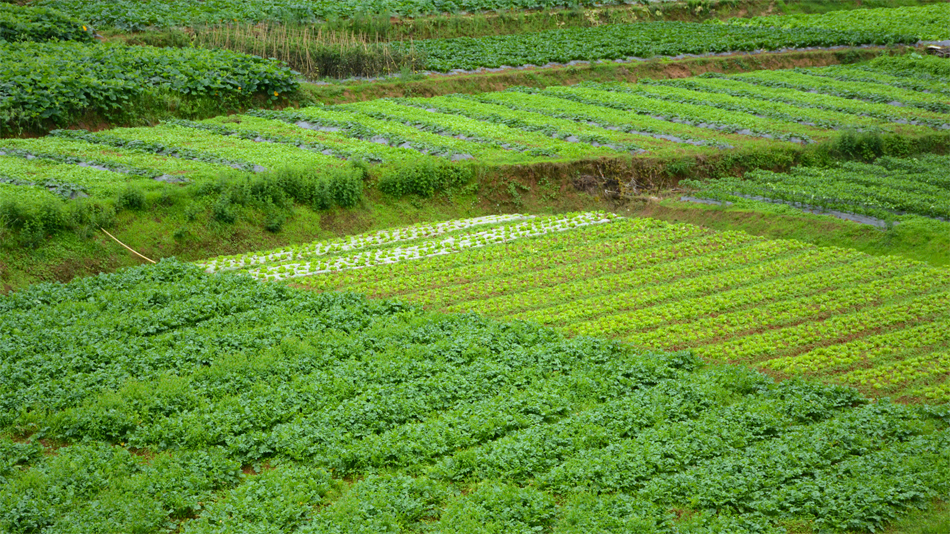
[100,228,156,264]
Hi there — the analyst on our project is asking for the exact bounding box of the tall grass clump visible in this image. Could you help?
[194,24,424,80]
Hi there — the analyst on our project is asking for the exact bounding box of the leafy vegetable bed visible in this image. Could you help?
[266,215,950,401]
[405,21,916,72]
[2,260,948,533]
[0,42,298,134]
[683,154,950,221]
[199,212,620,279]
[0,4,94,43]
[38,0,690,31]
[727,3,950,42]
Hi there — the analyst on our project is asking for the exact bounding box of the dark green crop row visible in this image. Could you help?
[0,41,299,134]
[402,21,914,72]
[0,4,95,43]
[39,0,654,31]
[1,260,948,533]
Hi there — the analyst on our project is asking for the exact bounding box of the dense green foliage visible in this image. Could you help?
[0,42,298,134]
[1,260,948,533]
[867,52,950,79]
[378,160,475,198]
[682,153,950,221]
[37,0,691,31]
[405,21,915,72]
[727,3,950,41]
[0,4,95,43]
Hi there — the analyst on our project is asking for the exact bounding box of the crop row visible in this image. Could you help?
[2,260,948,533]
[199,213,531,272]
[554,253,917,339]
[729,68,950,114]
[683,154,950,221]
[864,52,950,82]
[619,270,950,350]
[36,0,675,30]
[287,214,950,400]
[807,64,950,99]
[223,212,618,281]
[727,3,950,41]
[649,72,950,130]
[370,231,778,306]
[840,350,950,391]
[0,155,160,200]
[765,319,950,374]
[401,20,916,72]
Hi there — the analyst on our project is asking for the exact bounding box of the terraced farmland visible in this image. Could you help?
[2,56,948,207]
[4,1,950,532]
[2,261,948,534]
[202,213,950,402]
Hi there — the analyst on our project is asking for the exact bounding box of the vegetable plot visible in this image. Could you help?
[682,154,950,222]
[279,215,950,401]
[4,58,948,203]
[405,21,916,72]
[0,4,95,43]
[0,41,298,133]
[198,212,618,280]
[1,260,948,533]
[727,3,950,42]
[36,0,666,30]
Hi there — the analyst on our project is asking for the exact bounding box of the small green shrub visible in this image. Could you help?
[212,195,237,224]
[115,185,146,211]
[830,130,885,162]
[254,163,365,210]
[328,167,364,208]
[264,202,287,233]
[378,161,473,198]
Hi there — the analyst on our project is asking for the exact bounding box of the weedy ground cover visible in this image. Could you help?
[1,260,948,533]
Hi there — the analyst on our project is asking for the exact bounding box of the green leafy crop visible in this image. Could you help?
[0,4,95,44]
[0,41,298,133]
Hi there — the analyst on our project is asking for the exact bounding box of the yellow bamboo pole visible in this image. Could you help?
[100,228,156,264]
